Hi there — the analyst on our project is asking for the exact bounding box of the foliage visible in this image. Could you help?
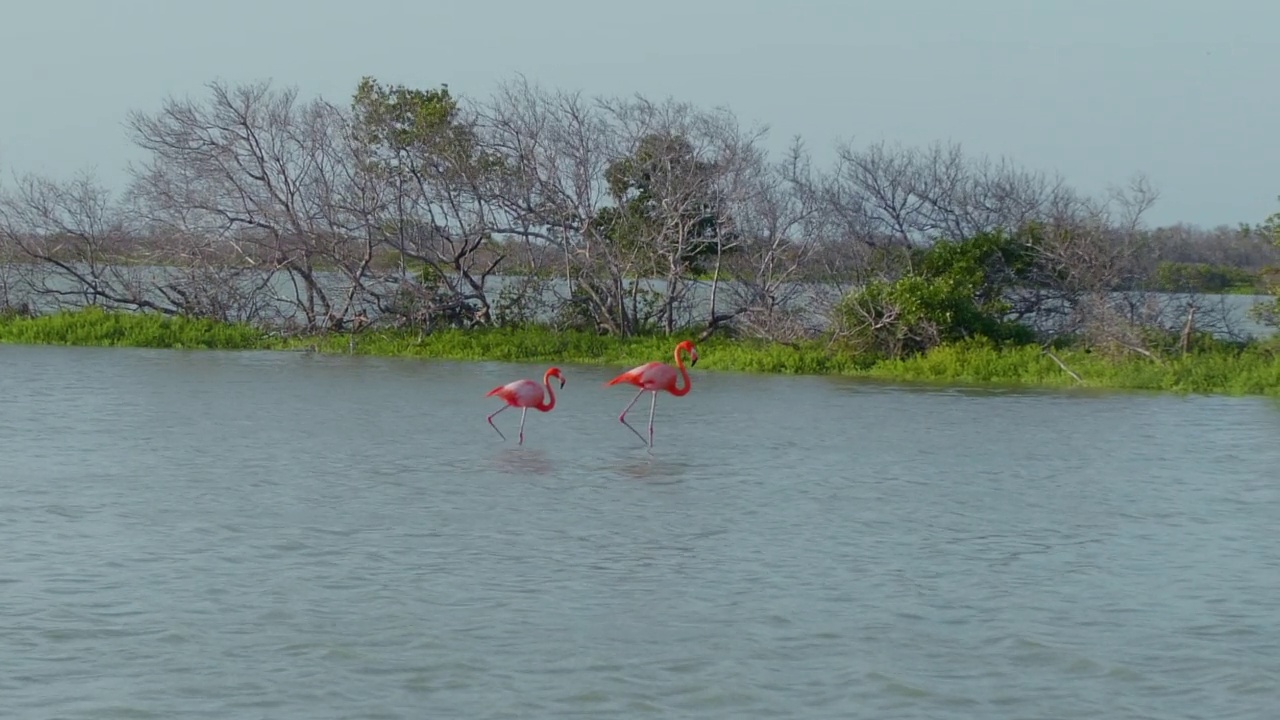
[1149,261,1260,294]
[351,77,464,157]
[1247,200,1280,327]
[350,75,504,187]
[869,334,1280,396]
[835,230,1038,358]
[0,306,268,349]
[3,307,1277,396]
[349,76,507,328]
[593,133,736,276]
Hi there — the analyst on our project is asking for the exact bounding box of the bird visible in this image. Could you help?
[605,340,698,449]
[485,367,566,445]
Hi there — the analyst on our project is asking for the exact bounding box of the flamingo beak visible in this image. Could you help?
[559,377,566,389]
[691,352,699,366]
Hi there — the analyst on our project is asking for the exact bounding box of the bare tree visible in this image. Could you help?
[125,80,379,332]
[0,170,190,315]
[825,139,1079,251]
[704,136,830,341]
[1016,175,1247,354]
[474,78,768,336]
[349,77,520,331]
[476,78,619,332]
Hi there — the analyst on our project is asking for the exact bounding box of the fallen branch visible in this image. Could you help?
[695,309,748,342]
[1120,341,1166,365]
[1179,303,1197,354]
[1043,347,1084,384]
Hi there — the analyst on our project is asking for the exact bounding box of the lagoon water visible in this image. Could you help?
[1,343,1278,719]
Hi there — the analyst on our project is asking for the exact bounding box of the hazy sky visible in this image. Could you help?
[1,0,1276,228]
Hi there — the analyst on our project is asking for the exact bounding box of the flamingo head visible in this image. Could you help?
[678,340,699,366]
[545,366,566,388]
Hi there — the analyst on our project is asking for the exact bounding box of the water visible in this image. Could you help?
[2,343,1278,719]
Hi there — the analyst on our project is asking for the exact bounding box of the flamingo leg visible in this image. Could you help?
[617,387,650,446]
[487,404,508,441]
[646,390,658,450]
[518,407,528,445]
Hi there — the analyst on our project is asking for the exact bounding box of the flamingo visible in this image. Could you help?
[485,367,565,445]
[605,340,698,449]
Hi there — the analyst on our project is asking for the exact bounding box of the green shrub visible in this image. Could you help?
[835,230,1037,358]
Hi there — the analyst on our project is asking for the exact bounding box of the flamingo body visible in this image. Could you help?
[485,367,564,445]
[606,340,698,449]
[608,362,680,392]
[487,378,550,408]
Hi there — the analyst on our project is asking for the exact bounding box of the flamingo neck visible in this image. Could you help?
[538,374,558,411]
[669,347,693,396]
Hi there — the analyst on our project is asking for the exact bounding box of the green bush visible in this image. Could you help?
[1247,201,1280,326]
[1151,261,1260,294]
[835,230,1036,358]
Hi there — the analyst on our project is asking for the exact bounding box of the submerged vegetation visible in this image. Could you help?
[1,73,1278,396]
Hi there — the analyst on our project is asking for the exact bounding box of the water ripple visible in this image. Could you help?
[1,345,1278,719]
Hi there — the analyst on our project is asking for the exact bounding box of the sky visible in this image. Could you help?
[1,0,1277,228]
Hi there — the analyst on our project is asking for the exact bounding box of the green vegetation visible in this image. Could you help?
[595,132,735,277]
[835,229,1038,358]
[865,336,1280,396]
[1247,202,1280,325]
[1149,261,1263,294]
[3,307,1277,396]
[0,307,269,350]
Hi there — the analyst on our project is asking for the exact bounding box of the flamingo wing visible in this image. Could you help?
[638,362,677,390]
[606,362,656,387]
[608,362,679,390]
[487,378,545,407]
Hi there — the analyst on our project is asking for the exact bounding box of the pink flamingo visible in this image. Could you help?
[605,340,698,448]
[485,367,565,445]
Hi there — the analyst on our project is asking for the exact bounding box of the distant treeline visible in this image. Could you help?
[1147,260,1271,294]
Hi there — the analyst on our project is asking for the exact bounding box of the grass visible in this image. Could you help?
[0,306,270,350]
[287,326,864,376]
[865,337,1280,396]
[3,307,1279,396]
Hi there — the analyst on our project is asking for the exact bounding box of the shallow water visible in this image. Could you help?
[1,343,1278,719]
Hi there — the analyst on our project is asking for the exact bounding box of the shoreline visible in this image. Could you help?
[2,308,1278,397]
